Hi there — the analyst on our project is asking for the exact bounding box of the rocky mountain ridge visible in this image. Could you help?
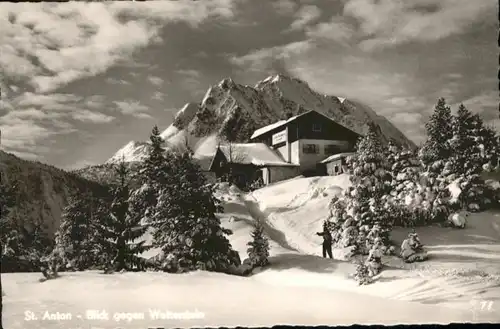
[107,74,415,164]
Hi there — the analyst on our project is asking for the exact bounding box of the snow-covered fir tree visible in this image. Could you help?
[142,125,168,184]
[1,181,51,272]
[1,180,17,258]
[365,237,384,276]
[384,141,446,226]
[97,160,150,272]
[449,105,497,211]
[0,178,16,326]
[53,192,101,270]
[246,220,270,267]
[330,124,393,255]
[387,142,421,204]
[150,150,241,273]
[450,104,482,175]
[327,196,348,245]
[353,258,372,285]
[419,98,453,172]
[470,114,499,171]
[135,125,169,224]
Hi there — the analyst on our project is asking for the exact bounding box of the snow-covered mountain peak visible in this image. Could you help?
[255,73,307,90]
[107,140,150,164]
[217,77,236,90]
[107,74,416,164]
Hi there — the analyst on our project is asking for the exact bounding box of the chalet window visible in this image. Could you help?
[303,144,319,154]
[334,165,340,174]
[324,144,339,155]
[312,123,322,132]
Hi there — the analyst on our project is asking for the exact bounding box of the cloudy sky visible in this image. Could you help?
[0,0,497,169]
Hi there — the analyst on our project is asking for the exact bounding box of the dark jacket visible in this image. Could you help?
[317,230,332,245]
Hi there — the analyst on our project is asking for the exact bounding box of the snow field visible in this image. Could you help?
[247,176,500,316]
[4,175,500,328]
[3,270,479,329]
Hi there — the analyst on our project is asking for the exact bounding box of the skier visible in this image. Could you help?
[316,222,333,259]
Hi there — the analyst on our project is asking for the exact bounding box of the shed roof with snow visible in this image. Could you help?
[208,143,297,171]
[320,152,356,164]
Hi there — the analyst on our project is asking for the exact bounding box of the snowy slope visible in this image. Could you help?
[141,175,500,318]
[107,74,416,164]
[5,176,500,327]
[247,176,500,314]
[3,270,479,329]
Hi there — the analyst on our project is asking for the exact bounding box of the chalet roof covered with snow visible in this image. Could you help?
[250,110,360,140]
[214,143,297,167]
[250,114,301,140]
[320,152,356,164]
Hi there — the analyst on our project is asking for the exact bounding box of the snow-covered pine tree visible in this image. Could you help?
[246,220,270,268]
[369,197,392,248]
[0,179,16,257]
[420,98,453,171]
[353,257,372,285]
[53,192,101,270]
[142,125,167,184]
[386,143,442,226]
[365,237,384,276]
[136,125,169,224]
[450,106,494,211]
[471,114,499,170]
[328,196,348,245]
[451,104,480,175]
[151,150,241,273]
[0,178,16,325]
[98,160,150,272]
[337,124,393,253]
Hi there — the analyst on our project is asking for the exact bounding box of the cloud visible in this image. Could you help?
[176,69,205,96]
[230,40,313,72]
[113,100,151,119]
[0,91,115,157]
[342,0,495,51]
[289,5,322,31]
[272,0,298,16]
[106,77,131,85]
[458,91,500,133]
[389,111,427,144]
[85,95,106,109]
[0,117,65,150]
[152,91,164,101]
[72,110,115,124]
[461,91,498,111]
[390,112,424,126]
[305,17,356,44]
[446,73,463,79]
[458,91,498,125]
[16,92,82,108]
[177,69,201,79]
[147,75,164,86]
[0,0,237,93]
[1,108,62,121]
